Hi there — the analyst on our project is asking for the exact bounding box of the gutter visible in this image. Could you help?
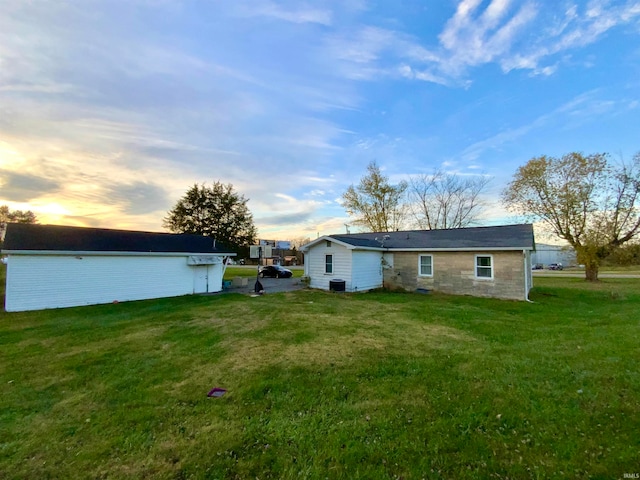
[524,249,533,303]
[222,256,229,278]
[328,246,536,253]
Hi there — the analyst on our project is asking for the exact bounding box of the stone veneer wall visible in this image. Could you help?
[383,251,527,300]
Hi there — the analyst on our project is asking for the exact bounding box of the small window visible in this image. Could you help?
[475,255,493,279]
[325,254,333,274]
[326,240,332,247]
[419,255,433,276]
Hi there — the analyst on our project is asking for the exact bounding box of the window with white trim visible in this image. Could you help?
[325,254,333,274]
[475,255,493,279]
[419,254,433,276]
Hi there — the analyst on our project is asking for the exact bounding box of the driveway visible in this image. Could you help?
[225,275,305,294]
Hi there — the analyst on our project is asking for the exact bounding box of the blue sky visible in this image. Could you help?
[1,0,639,241]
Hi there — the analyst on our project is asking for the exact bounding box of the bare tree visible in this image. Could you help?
[408,170,491,230]
[290,236,312,250]
[342,161,408,232]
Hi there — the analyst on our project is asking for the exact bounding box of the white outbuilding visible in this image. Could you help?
[2,223,236,312]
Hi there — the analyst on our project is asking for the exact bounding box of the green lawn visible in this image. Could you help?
[1,269,639,479]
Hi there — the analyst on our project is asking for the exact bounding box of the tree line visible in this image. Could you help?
[2,149,639,283]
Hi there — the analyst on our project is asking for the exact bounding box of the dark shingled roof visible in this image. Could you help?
[329,224,535,250]
[2,223,236,254]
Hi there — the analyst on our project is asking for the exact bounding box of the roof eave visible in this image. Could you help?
[385,246,535,252]
[301,236,359,251]
[302,245,534,252]
[1,250,236,256]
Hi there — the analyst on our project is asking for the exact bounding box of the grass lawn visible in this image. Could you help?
[534,266,640,277]
[1,266,639,479]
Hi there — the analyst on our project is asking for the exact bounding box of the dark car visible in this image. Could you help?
[259,265,293,278]
[547,263,563,270]
[532,263,544,270]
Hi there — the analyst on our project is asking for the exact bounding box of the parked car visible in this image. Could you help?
[532,263,544,270]
[259,265,293,278]
[547,263,563,270]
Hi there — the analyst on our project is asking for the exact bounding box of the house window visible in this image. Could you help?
[419,255,433,276]
[475,255,493,279]
[325,254,333,274]
[326,240,332,248]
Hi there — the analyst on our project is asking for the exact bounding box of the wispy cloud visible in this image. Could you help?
[325,0,640,84]
[498,1,640,74]
[458,89,628,162]
[232,1,333,25]
[439,0,538,75]
[0,170,61,202]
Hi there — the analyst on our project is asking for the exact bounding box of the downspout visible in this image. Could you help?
[221,255,231,290]
[381,246,391,289]
[377,235,390,290]
[222,256,230,280]
[303,250,308,277]
[524,249,533,303]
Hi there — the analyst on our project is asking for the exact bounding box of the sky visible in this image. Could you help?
[1,0,640,242]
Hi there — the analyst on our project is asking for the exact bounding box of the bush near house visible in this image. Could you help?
[1,277,639,479]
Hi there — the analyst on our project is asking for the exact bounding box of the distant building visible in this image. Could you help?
[250,240,302,266]
[531,243,576,267]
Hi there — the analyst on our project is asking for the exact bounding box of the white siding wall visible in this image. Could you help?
[305,242,353,291]
[5,254,225,312]
[351,250,383,292]
[525,250,533,295]
[210,264,224,293]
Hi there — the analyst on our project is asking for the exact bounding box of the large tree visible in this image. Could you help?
[163,182,257,251]
[502,152,640,281]
[342,161,408,232]
[408,170,491,230]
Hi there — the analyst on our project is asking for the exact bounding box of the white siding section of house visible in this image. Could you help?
[350,250,383,292]
[5,254,225,312]
[525,250,533,295]
[305,242,353,291]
